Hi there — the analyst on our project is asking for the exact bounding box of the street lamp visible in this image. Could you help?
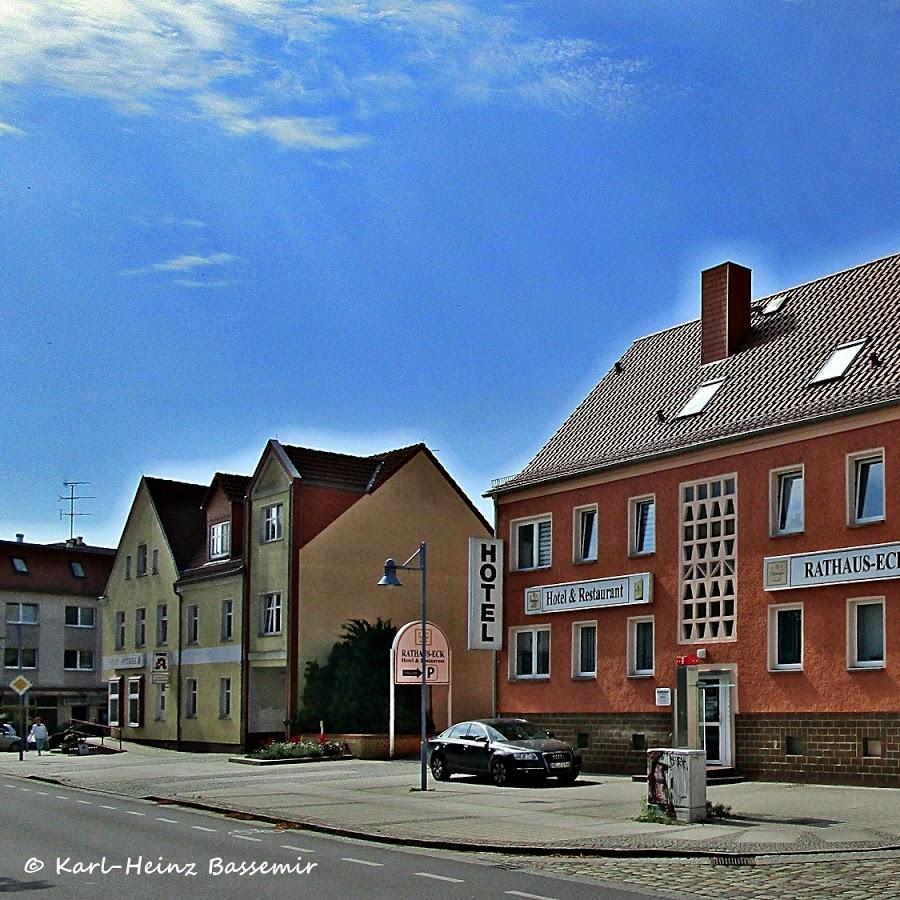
[378,542,428,792]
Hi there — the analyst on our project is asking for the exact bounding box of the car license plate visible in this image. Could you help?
[550,761,569,769]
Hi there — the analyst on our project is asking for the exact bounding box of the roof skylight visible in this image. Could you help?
[10,556,28,573]
[811,339,867,383]
[762,294,787,314]
[676,379,725,418]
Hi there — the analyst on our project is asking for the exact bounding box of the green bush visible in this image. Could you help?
[295,618,431,734]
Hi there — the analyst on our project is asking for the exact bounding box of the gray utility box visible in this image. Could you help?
[646,748,706,823]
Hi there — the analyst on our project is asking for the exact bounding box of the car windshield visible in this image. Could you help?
[488,721,549,741]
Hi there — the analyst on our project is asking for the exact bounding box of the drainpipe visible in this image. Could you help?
[173,584,183,752]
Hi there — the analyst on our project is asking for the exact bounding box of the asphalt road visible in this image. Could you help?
[0,776,676,899]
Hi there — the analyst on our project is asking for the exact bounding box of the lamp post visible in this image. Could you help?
[378,542,428,792]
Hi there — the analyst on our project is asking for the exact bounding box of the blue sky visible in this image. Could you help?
[1,1,898,547]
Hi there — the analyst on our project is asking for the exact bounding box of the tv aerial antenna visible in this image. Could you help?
[59,481,94,540]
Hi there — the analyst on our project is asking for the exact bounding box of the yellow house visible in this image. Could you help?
[102,442,494,751]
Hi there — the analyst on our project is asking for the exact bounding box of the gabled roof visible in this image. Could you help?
[201,472,250,509]
[279,442,424,493]
[143,477,207,570]
[491,252,900,494]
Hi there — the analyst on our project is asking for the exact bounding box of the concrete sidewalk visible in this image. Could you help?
[3,743,900,857]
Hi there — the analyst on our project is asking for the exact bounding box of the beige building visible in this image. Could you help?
[102,441,494,751]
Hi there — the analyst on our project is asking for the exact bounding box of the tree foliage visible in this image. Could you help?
[297,618,429,734]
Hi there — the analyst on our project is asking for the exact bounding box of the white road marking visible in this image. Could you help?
[232,835,262,842]
[76,799,92,805]
[341,858,384,867]
[4,784,16,788]
[506,892,559,900]
[99,805,117,810]
[415,872,465,883]
[56,795,70,800]
[192,826,217,833]
[156,817,179,824]
[36,791,49,796]
[281,845,315,853]
[19,787,31,792]
[125,810,146,817]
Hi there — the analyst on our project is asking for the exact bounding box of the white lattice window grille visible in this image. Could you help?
[680,474,737,642]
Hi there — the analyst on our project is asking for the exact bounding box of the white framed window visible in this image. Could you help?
[219,677,232,719]
[125,555,132,579]
[6,602,38,625]
[848,450,885,525]
[262,503,283,542]
[221,599,234,641]
[10,556,28,574]
[510,626,550,679]
[261,593,282,635]
[186,605,199,644]
[629,495,656,556]
[768,604,803,671]
[155,682,167,721]
[186,678,198,718]
[812,338,866,383]
[156,604,168,645]
[573,505,598,563]
[108,679,121,726]
[64,649,94,671]
[628,616,654,676]
[69,560,86,578]
[676,379,725,418]
[136,543,148,576]
[209,521,231,559]
[134,607,146,647]
[512,515,552,571]
[127,677,143,727]
[65,606,94,628]
[4,647,36,669]
[771,466,804,536]
[572,621,597,678]
[848,597,885,670]
[114,610,126,650]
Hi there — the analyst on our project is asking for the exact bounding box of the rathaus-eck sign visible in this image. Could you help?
[525,573,652,615]
[765,541,900,591]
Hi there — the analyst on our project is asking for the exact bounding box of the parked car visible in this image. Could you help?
[0,723,22,752]
[427,718,582,786]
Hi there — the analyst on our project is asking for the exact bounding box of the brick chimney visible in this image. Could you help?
[701,261,751,364]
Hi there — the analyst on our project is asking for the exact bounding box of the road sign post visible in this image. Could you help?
[10,675,32,762]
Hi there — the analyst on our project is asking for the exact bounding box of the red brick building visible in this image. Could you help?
[488,253,900,785]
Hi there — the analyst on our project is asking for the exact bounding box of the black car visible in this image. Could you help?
[427,718,581,786]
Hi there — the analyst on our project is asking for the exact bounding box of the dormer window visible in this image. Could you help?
[812,339,866,383]
[676,379,725,418]
[209,521,231,560]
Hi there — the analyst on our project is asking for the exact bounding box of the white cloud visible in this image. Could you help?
[0,1,648,150]
[0,120,25,136]
[121,251,237,276]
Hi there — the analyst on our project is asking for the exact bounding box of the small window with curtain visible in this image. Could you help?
[572,622,597,678]
[628,617,654,676]
[512,515,552,570]
[772,467,804,535]
[848,451,885,525]
[511,626,550,679]
[574,506,598,563]
[768,604,803,671]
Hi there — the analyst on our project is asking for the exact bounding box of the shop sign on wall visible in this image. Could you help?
[765,541,900,591]
[525,573,652,615]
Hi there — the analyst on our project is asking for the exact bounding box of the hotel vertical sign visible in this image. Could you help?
[468,537,503,650]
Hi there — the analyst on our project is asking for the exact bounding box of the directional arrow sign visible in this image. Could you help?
[392,621,450,685]
[9,675,32,696]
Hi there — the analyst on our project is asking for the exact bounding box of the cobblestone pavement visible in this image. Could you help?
[485,851,900,899]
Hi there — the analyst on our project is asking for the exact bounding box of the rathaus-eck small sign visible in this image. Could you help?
[525,573,652,615]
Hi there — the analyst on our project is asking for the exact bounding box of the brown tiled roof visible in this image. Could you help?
[144,477,207,570]
[280,443,425,493]
[177,557,244,585]
[492,252,900,494]
[201,472,250,509]
[0,539,114,596]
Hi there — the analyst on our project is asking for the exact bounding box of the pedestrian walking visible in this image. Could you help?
[28,717,49,756]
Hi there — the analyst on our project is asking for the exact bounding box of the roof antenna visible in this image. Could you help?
[58,481,94,541]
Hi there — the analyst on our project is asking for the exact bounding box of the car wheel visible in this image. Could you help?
[556,770,579,785]
[430,753,451,781]
[490,758,511,787]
